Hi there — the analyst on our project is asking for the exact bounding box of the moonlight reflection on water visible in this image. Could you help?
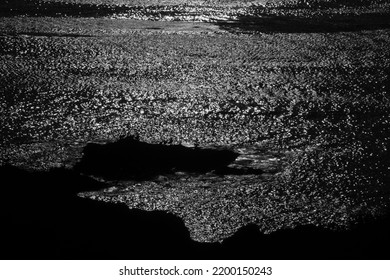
[1,0,390,259]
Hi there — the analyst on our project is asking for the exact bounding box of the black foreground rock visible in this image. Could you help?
[74,136,239,180]
[2,165,390,259]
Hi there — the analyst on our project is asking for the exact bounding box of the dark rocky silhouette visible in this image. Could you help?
[74,137,239,180]
[0,165,211,259]
[222,217,390,259]
[1,164,390,259]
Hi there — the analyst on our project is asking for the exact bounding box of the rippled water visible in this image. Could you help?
[1,0,390,249]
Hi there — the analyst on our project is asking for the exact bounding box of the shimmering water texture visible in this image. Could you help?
[1,0,390,256]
